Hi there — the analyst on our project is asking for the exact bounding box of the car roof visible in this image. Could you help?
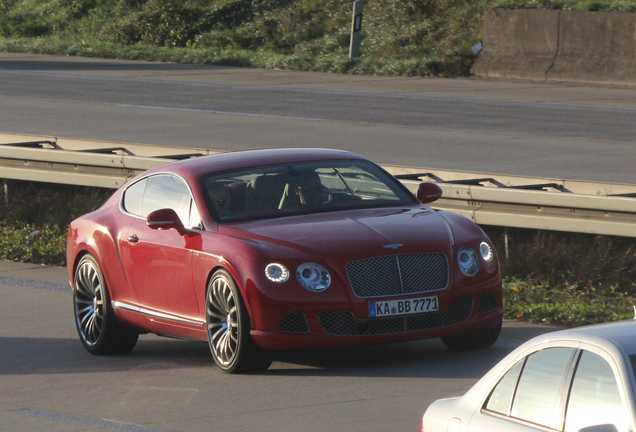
[460,320,636,404]
[144,148,367,179]
[521,319,636,356]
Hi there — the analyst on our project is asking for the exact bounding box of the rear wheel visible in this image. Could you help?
[441,320,502,351]
[73,254,138,355]
[206,269,272,374]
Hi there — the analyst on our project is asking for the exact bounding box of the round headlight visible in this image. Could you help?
[458,247,480,276]
[480,242,494,262]
[265,263,289,283]
[296,263,331,292]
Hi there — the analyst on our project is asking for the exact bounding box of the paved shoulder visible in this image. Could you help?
[0,260,69,291]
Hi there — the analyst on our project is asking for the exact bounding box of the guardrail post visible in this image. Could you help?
[504,227,510,264]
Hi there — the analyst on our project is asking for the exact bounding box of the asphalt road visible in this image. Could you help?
[0,52,628,431]
[1,52,636,183]
[0,260,559,432]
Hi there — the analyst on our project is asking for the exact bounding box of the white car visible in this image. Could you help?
[421,320,636,432]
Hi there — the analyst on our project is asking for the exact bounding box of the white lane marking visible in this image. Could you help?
[118,104,325,121]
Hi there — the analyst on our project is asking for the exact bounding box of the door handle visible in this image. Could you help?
[127,234,139,244]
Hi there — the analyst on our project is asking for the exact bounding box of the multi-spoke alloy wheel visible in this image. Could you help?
[207,273,240,368]
[73,254,138,355]
[74,256,105,348]
[206,270,272,374]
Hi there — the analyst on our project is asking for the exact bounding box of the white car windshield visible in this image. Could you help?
[201,159,417,222]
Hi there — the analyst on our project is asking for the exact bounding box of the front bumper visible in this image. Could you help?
[251,290,503,350]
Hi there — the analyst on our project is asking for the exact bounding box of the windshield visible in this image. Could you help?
[201,159,417,222]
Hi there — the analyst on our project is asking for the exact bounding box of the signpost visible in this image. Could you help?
[349,0,364,58]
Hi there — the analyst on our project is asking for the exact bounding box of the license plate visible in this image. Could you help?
[368,295,439,318]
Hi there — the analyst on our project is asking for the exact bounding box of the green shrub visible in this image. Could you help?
[0,181,111,266]
[484,227,636,293]
[486,226,636,327]
[0,180,112,226]
[504,279,634,326]
[0,222,66,266]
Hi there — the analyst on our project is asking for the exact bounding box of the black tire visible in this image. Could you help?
[441,320,502,351]
[73,254,138,355]
[206,269,272,374]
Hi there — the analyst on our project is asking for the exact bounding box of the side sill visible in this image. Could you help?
[112,301,205,327]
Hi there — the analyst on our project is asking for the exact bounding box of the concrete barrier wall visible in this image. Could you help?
[471,9,636,86]
[471,9,559,81]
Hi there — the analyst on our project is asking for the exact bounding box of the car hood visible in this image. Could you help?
[220,206,454,260]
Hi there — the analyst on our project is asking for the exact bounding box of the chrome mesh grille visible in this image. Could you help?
[279,313,310,333]
[478,292,498,315]
[346,253,448,298]
[318,297,473,336]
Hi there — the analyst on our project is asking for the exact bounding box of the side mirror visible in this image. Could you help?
[417,182,443,204]
[146,208,196,236]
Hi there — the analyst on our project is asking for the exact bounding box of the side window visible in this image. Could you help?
[564,351,626,432]
[510,347,575,429]
[123,178,147,216]
[135,174,200,227]
[485,361,524,415]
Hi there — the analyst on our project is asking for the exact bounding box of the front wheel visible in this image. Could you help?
[441,320,502,351]
[206,269,272,374]
[73,254,138,355]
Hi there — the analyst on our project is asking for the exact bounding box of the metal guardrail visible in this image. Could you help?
[0,133,222,189]
[389,168,636,239]
[2,132,636,238]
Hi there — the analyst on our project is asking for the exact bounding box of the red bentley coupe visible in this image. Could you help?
[67,148,503,373]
